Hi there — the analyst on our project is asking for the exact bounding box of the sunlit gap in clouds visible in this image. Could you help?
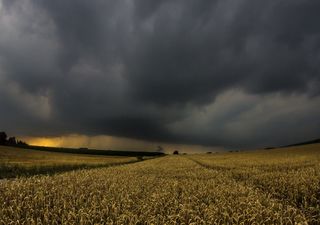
[20,134,225,154]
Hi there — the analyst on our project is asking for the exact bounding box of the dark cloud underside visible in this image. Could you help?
[0,0,319,148]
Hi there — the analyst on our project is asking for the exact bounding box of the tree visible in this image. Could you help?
[0,132,7,145]
[7,137,17,146]
[17,140,28,147]
[173,150,179,155]
[0,132,28,147]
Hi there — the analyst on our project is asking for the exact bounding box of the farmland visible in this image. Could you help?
[0,146,138,179]
[0,144,319,224]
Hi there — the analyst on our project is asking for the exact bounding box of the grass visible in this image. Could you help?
[0,144,319,224]
[0,146,138,179]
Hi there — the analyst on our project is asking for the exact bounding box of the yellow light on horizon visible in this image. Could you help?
[20,134,225,153]
[25,137,61,147]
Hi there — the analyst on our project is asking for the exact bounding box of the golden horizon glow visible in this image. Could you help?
[20,134,225,153]
[26,137,61,147]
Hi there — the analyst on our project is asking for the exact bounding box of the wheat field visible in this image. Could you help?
[0,144,319,224]
[0,146,137,179]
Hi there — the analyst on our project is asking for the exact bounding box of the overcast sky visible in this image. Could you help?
[0,0,320,150]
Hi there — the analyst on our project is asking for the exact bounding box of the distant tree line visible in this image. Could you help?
[0,131,28,147]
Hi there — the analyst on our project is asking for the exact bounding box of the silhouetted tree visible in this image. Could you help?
[7,137,17,146]
[17,140,28,147]
[0,132,28,147]
[173,150,179,155]
[0,132,7,145]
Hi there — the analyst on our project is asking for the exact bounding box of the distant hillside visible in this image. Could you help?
[21,145,165,157]
[282,138,320,148]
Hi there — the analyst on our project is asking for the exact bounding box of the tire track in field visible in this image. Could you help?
[185,156,308,219]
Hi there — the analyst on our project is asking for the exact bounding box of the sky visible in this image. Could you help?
[0,0,320,152]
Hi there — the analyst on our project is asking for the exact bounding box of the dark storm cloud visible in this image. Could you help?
[0,0,320,148]
[128,0,320,105]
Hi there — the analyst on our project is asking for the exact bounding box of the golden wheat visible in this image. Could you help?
[1,144,319,224]
[0,146,136,166]
[0,146,138,179]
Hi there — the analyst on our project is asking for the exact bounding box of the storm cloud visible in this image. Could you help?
[0,0,320,149]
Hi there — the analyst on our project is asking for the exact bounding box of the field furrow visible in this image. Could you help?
[186,145,320,224]
[0,155,310,224]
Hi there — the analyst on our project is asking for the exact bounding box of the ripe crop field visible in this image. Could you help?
[0,146,137,179]
[0,144,319,224]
